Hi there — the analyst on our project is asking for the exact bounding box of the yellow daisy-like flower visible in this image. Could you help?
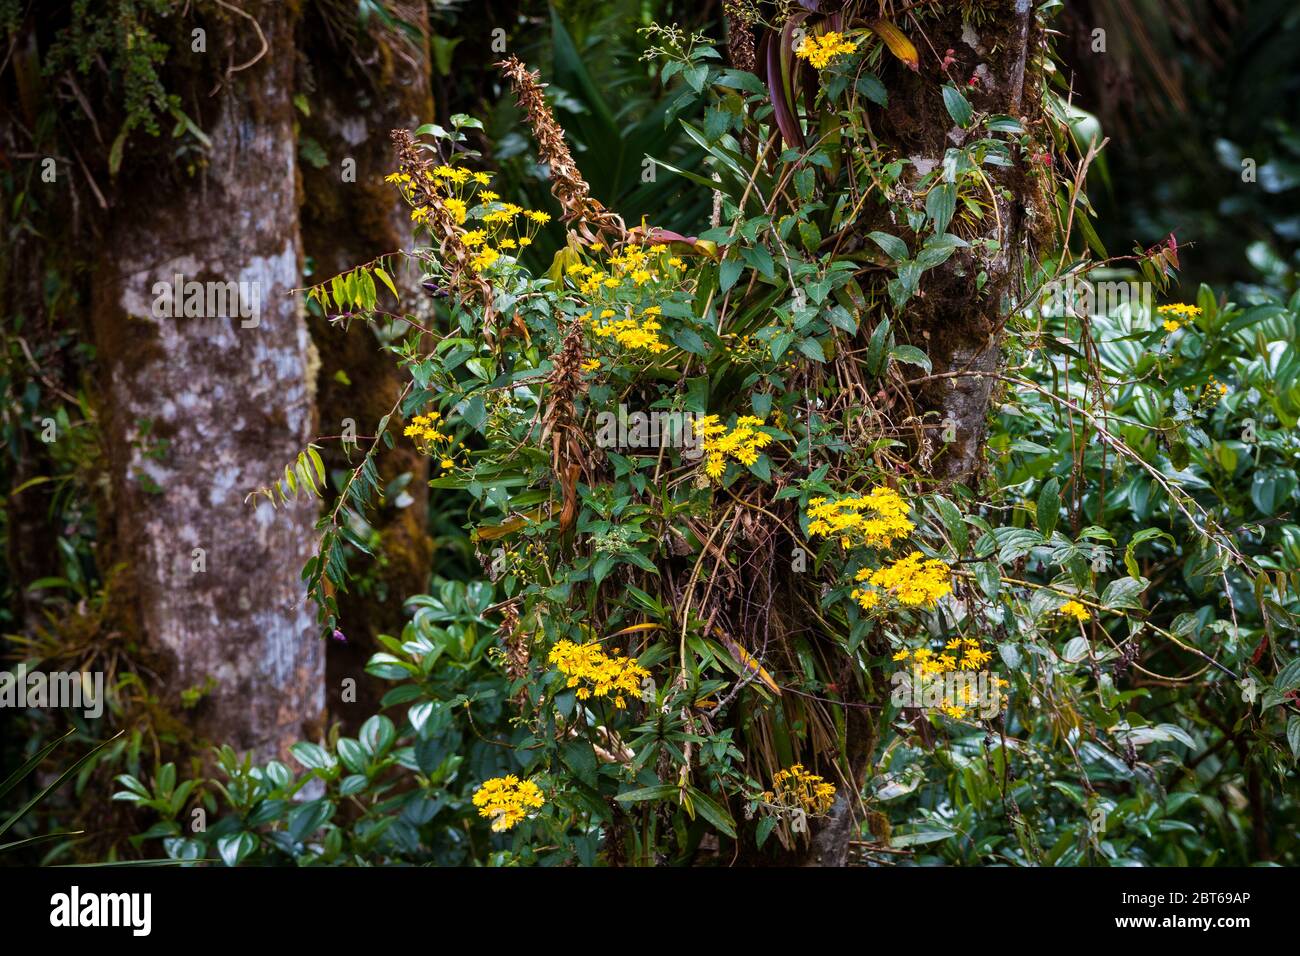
[548,639,649,710]
[590,311,671,354]
[806,486,915,550]
[762,764,836,816]
[693,414,773,482]
[852,551,952,611]
[794,30,858,70]
[1058,599,1091,622]
[893,635,1008,718]
[470,247,500,272]
[443,197,467,224]
[1157,303,1201,320]
[472,775,545,832]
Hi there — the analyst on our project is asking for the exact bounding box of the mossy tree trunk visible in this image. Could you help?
[89,1,322,761]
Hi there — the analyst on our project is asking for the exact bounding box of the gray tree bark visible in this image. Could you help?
[90,1,321,761]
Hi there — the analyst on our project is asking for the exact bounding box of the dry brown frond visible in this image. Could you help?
[496,601,531,708]
[538,318,589,536]
[725,0,758,73]
[496,55,627,248]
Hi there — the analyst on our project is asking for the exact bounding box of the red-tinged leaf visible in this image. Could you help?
[627,226,720,259]
[762,22,805,148]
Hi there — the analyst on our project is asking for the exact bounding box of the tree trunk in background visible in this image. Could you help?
[90,1,321,761]
[803,1,1044,865]
[299,7,434,733]
[904,0,1042,485]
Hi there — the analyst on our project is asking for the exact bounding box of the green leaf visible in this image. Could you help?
[719,257,744,292]
[866,318,892,376]
[1124,528,1175,578]
[686,786,737,838]
[671,327,709,355]
[289,742,334,771]
[1275,658,1300,694]
[1100,576,1149,610]
[993,527,1044,562]
[891,824,955,847]
[741,245,775,280]
[941,85,972,128]
[942,85,973,127]
[933,495,968,553]
[855,74,888,107]
[1,730,122,840]
[287,799,333,842]
[615,784,679,803]
[216,832,257,867]
[1036,477,1060,537]
[360,715,396,757]
[867,231,908,261]
[770,330,796,361]
[796,337,826,362]
[336,738,367,774]
[889,344,931,373]
[925,183,956,235]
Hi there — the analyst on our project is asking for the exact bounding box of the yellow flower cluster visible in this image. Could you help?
[548,639,649,709]
[806,486,914,550]
[1057,599,1091,622]
[794,30,858,69]
[1157,302,1201,333]
[893,637,993,673]
[851,551,952,611]
[695,414,773,480]
[763,764,836,816]
[403,410,457,470]
[892,638,1007,719]
[566,244,686,299]
[385,164,553,272]
[472,775,545,832]
[563,245,692,369]
[590,306,669,354]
